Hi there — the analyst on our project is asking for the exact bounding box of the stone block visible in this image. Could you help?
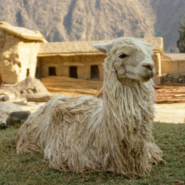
[172,75,179,79]
[178,78,183,83]
[6,111,31,127]
[0,102,22,124]
[180,73,185,77]
[26,94,51,102]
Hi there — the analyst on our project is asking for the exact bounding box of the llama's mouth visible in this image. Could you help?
[139,74,151,81]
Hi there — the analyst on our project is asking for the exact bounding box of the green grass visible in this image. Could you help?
[0,123,185,185]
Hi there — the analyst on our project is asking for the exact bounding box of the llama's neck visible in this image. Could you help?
[102,57,155,140]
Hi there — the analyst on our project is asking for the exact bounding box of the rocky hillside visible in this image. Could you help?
[151,0,185,52]
[0,0,185,52]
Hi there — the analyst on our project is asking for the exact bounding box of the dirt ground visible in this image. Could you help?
[12,100,185,124]
[154,103,185,124]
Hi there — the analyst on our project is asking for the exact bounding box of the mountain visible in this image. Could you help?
[150,0,185,52]
[0,0,185,52]
[139,0,185,52]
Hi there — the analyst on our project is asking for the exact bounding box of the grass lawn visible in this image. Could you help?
[0,122,185,185]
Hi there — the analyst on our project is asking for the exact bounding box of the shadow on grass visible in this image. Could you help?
[0,122,185,185]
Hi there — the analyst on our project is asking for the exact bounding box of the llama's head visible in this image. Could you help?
[93,37,155,82]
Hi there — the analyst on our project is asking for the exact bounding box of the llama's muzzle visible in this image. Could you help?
[142,64,153,71]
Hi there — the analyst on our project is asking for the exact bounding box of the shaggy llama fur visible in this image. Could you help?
[16,37,163,178]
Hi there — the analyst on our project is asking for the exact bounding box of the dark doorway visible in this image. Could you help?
[26,68,30,76]
[91,65,99,79]
[69,66,78,78]
[49,67,56,76]
[35,67,39,78]
[0,74,2,86]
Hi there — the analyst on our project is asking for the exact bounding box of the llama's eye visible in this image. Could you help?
[119,54,127,59]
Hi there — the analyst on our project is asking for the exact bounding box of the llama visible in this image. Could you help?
[16,37,163,178]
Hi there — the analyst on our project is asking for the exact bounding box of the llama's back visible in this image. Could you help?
[16,95,103,172]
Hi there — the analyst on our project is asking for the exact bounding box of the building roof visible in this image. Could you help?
[0,21,47,43]
[38,37,164,56]
[38,40,108,56]
[140,37,163,53]
[161,53,185,61]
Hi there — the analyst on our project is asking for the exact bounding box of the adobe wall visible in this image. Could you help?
[0,30,21,83]
[0,29,5,49]
[38,56,69,77]
[39,54,105,81]
[161,60,185,74]
[0,29,40,84]
[18,42,40,80]
[39,53,162,83]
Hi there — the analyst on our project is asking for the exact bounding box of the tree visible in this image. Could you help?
[177,18,185,53]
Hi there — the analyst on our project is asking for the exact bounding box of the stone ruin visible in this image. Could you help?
[160,73,185,84]
[0,22,185,87]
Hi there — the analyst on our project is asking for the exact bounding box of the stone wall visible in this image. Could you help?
[161,60,185,74]
[19,42,40,80]
[160,73,185,84]
[0,29,5,49]
[38,53,165,83]
[38,54,105,81]
[0,30,40,84]
[0,31,21,83]
[38,56,69,78]
[2,29,185,85]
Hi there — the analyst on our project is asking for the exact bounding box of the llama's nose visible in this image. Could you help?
[142,64,153,71]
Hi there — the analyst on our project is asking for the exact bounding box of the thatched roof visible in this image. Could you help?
[38,40,107,56]
[0,22,47,43]
[38,37,163,56]
[161,53,185,61]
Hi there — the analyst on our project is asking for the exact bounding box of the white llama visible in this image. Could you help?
[16,37,163,178]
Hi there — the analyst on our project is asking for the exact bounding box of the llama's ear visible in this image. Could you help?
[93,42,113,54]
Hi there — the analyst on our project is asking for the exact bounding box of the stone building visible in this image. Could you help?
[37,38,163,84]
[0,22,46,84]
[1,22,185,85]
[160,53,185,83]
